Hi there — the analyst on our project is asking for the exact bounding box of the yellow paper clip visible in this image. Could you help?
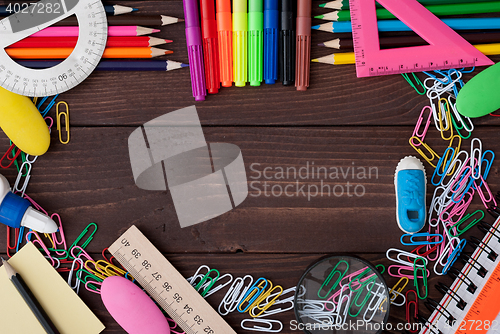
[444,135,461,175]
[438,98,453,141]
[409,137,441,168]
[56,101,70,144]
[249,285,283,318]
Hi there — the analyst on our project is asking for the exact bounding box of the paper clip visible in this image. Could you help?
[475,176,497,209]
[218,275,253,316]
[84,260,108,281]
[68,258,84,294]
[56,101,70,144]
[70,245,95,263]
[195,268,220,297]
[249,284,283,318]
[448,210,484,238]
[405,290,419,333]
[442,239,466,275]
[389,277,408,304]
[348,266,376,291]
[317,259,348,299]
[6,226,19,258]
[434,237,460,275]
[411,106,432,147]
[241,319,283,333]
[438,98,453,141]
[187,265,210,286]
[402,73,426,95]
[469,138,482,179]
[68,223,97,259]
[445,135,461,175]
[50,213,67,256]
[431,148,454,186]
[363,281,387,322]
[413,258,428,299]
[387,248,428,268]
[204,273,233,298]
[409,137,441,168]
[388,265,429,280]
[475,150,495,189]
[0,143,21,169]
[36,94,59,117]
[238,278,268,313]
[26,231,56,267]
[401,233,443,246]
[349,275,377,317]
[256,287,295,318]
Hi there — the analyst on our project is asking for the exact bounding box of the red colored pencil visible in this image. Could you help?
[9,36,172,48]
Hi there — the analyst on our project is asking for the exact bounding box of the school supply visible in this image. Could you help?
[56,102,69,144]
[294,255,389,332]
[456,62,500,118]
[315,1,500,21]
[31,26,158,38]
[249,0,264,86]
[101,276,171,334]
[295,0,311,91]
[0,4,136,16]
[6,47,173,60]
[279,0,295,86]
[184,0,207,101]
[201,0,221,94]
[336,0,493,77]
[263,0,279,84]
[0,87,50,155]
[233,0,248,87]
[0,0,108,96]
[10,36,171,48]
[320,0,500,10]
[108,225,237,334]
[216,0,233,87]
[0,243,105,333]
[17,60,189,71]
[1,257,57,334]
[417,217,500,333]
[395,156,427,234]
[50,14,183,26]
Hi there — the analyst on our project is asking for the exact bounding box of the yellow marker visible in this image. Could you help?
[233,0,248,86]
[0,87,50,156]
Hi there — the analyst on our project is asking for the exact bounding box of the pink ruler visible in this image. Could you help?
[349,0,494,78]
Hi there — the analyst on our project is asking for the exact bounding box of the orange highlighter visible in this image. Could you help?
[201,0,220,94]
[216,0,233,87]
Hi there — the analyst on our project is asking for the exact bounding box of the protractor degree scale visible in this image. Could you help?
[0,0,108,96]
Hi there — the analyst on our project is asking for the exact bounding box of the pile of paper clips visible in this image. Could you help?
[387,68,499,332]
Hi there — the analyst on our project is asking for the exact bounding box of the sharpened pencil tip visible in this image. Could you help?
[314,15,323,19]
[165,39,173,43]
[153,29,161,33]
[319,3,325,7]
[318,43,325,47]
[311,25,320,30]
[179,18,185,22]
[132,8,138,12]
[311,59,318,62]
[1,257,5,263]
[181,63,189,68]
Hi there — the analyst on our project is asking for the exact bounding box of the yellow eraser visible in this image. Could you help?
[0,87,50,156]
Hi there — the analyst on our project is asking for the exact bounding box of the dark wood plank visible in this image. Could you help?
[0,126,497,254]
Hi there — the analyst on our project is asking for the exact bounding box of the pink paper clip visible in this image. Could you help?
[426,224,441,262]
[50,213,67,256]
[388,265,429,279]
[44,116,54,130]
[26,231,55,267]
[410,106,432,147]
[85,280,102,294]
[474,175,497,209]
[70,245,95,262]
[22,193,49,215]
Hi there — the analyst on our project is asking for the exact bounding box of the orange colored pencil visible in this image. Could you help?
[6,47,173,59]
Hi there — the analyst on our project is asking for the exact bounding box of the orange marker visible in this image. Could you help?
[216,0,233,87]
[6,47,172,59]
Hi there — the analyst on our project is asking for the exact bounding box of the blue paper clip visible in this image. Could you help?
[442,239,466,275]
[431,147,455,186]
[36,95,59,117]
[238,278,268,313]
[474,150,495,189]
[423,70,450,85]
[401,233,443,246]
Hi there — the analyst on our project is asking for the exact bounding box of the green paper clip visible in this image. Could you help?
[195,268,220,297]
[376,264,385,274]
[349,275,377,317]
[318,260,349,299]
[69,223,98,259]
[413,257,428,299]
[402,73,426,95]
[449,210,484,238]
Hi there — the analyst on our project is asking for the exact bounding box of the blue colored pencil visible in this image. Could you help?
[17,60,189,71]
[313,17,500,33]
[0,4,137,16]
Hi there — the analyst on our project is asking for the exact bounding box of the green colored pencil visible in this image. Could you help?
[316,1,500,20]
[319,0,500,10]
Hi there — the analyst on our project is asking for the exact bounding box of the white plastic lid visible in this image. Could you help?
[20,207,58,233]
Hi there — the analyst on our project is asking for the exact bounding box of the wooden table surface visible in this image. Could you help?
[1,0,500,333]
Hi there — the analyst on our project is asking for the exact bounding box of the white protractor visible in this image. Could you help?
[0,0,108,96]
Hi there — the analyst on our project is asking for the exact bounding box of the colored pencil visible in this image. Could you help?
[311,43,500,65]
[17,60,189,71]
[312,18,500,33]
[318,32,500,50]
[318,0,500,10]
[6,47,172,59]
[315,1,500,21]
[31,26,160,38]
[0,4,137,16]
[9,36,171,48]
[1,258,57,334]
[52,15,183,26]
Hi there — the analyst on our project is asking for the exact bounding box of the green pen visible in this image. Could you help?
[233,0,248,87]
[248,0,263,86]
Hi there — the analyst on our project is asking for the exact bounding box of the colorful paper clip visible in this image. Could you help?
[317,259,349,299]
[402,73,426,95]
[401,233,444,246]
[405,290,419,333]
[413,257,428,299]
[68,223,97,259]
[56,101,70,144]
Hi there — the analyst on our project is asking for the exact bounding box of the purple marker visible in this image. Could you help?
[183,0,207,101]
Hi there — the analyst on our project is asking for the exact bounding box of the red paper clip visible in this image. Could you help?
[6,226,19,258]
[405,290,419,333]
[0,143,21,169]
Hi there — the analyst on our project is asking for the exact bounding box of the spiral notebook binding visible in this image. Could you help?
[478,220,500,242]
[487,203,500,218]
[424,298,455,326]
[447,266,477,294]
[416,314,442,334]
[435,282,466,310]
[459,252,488,278]
[469,236,498,262]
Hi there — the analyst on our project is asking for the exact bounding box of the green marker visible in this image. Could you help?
[248,0,263,86]
[233,0,248,87]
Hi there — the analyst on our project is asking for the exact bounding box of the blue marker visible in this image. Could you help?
[263,0,279,84]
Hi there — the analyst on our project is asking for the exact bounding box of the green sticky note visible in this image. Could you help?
[456,62,500,118]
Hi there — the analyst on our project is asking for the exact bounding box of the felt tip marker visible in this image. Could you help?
[264,0,279,84]
[248,0,264,86]
[280,0,295,86]
[295,0,311,91]
[201,0,220,94]
[233,0,248,87]
[216,0,233,87]
[183,0,207,101]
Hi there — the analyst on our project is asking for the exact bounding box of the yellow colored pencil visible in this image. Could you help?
[6,47,172,59]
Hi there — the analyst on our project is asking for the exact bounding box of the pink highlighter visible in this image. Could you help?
[101,276,171,334]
